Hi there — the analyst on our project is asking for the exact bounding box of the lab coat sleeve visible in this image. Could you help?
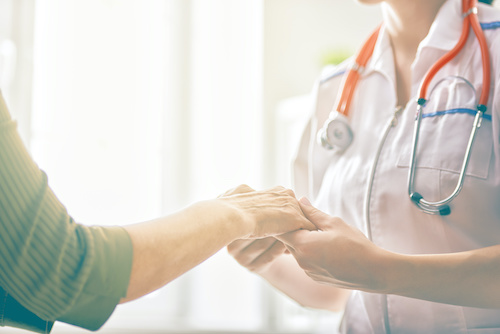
[292,117,313,199]
[291,63,348,202]
[291,81,320,200]
[0,92,133,331]
[487,29,500,155]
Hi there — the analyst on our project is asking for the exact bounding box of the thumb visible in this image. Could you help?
[298,197,331,231]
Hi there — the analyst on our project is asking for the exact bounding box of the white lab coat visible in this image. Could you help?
[293,0,500,333]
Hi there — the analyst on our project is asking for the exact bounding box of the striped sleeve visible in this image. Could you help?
[0,93,133,331]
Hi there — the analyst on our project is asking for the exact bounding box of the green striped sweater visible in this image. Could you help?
[0,91,133,332]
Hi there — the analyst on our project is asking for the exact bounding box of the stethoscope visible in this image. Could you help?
[317,0,491,215]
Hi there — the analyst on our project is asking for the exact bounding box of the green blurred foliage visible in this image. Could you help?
[321,49,353,66]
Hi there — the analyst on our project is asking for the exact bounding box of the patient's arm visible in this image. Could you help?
[121,186,315,303]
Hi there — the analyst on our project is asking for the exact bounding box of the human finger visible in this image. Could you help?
[274,229,312,251]
[298,197,333,231]
[218,184,255,198]
[271,190,317,232]
[227,237,285,273]
[272,199,317,232]
[227,237,277,266]
[246,239,286,272]
[227,239,255,255]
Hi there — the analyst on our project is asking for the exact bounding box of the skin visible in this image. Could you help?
[120,185,315,303]
[277,198,500,309]
[228,0,500,313]
[227,190,351,312]
[228,239,350,312]
[359,0,447,104]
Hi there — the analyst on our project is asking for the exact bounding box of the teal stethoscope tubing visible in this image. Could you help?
[408,0,491,215]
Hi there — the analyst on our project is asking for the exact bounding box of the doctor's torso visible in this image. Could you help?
[293,0,500,332]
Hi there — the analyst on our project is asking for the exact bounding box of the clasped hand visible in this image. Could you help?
[218,184,316,238]
[225,187,390,293]
[277,197,391,292]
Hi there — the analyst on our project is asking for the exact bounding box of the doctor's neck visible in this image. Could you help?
[380,0,447,105]
[381,0,447,59]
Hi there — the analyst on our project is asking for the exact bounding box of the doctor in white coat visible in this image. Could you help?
[228,0,500,332]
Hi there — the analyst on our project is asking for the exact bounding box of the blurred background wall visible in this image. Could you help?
[0,1,385,333]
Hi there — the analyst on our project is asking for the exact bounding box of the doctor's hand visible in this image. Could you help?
[227,238,287,274]
[218,185,316,239]
[276,198,392,293]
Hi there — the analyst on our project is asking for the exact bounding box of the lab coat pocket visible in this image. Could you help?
[396,110,493,202]
[397,112,493,179]
[397,75,493,181]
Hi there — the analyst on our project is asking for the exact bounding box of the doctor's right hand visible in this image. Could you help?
[218,184,316,239]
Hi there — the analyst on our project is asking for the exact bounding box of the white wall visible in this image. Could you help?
[0,0,35,146]
[262,0,382,186]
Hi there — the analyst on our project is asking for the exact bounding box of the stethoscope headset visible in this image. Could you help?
[317,0,491,215]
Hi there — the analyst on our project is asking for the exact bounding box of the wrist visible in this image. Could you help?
[362,248,407,294]
[208,198,253,241]
[371,249,413,295]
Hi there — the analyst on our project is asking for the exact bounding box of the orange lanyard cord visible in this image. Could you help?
[335,1,490,116]
[417,0,471,103]
[334,25,381,116]
[418,0,490,111]
[469,0,491,108]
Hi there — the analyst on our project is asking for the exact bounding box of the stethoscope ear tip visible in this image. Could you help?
[410,192,423,203]
[439,205,451,216]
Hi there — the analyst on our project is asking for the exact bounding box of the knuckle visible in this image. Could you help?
[227,245,237,256]
[283,202,299,213]
[235,184,246,192]
[223,185,241,196]
[271,185,286,194]
[237,184,255,193]
[219,189,233,197]
[284,188,296,198]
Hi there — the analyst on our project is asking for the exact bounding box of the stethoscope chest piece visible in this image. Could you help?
[317,111,353,150]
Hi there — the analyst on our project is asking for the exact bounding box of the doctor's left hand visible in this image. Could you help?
[276,197,393,293]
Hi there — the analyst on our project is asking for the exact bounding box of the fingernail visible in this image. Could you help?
[299,197,312,206]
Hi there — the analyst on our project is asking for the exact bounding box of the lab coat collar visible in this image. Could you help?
[368,0,463,73]
[366,0,464,67]
[418,0,463,52]
[367,25,397,98]
[362,0,464,102]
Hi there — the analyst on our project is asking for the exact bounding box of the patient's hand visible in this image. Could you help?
[218,184,316,238]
